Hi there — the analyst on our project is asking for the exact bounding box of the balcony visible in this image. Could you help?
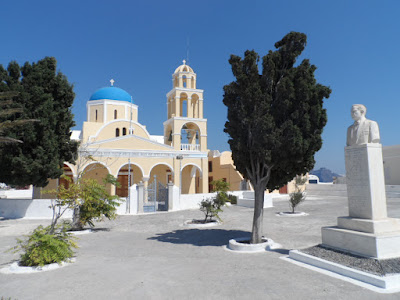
[181,144,200,151]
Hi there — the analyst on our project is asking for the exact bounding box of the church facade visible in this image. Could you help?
[44,62,209,200]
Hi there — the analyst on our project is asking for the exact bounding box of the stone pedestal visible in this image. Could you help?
[322,144,400,259]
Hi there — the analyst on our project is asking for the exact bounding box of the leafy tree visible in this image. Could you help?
[0,57,78,187]
[48,174,121,231]
[200,179,229,223]
[223,32,331,243]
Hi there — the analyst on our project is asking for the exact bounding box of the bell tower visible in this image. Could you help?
[163,60,207,152]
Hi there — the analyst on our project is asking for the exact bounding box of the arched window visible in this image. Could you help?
[182,75,187,88]
[122,128,127,136]
[116,128,120,137]
[114,110,117,119]
[95,110,98,121]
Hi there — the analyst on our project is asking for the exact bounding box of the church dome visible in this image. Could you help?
[89,87,132,102]
[174,61,194,74]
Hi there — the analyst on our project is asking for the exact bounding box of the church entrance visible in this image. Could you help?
[116,164,143,198]
[143,175,168,212]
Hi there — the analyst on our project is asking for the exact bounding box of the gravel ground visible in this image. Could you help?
[301,244,400,276]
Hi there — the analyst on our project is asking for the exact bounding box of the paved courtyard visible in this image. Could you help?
[1,194,400,299]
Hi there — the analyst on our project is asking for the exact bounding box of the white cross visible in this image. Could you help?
[182,60,186,65]
[110,79,115,86]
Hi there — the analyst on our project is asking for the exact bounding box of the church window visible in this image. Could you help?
[116,128,120,137]
[208,161,213,172]
[114,110,117,119]
[95,110,98,121]
[123,128,127,136]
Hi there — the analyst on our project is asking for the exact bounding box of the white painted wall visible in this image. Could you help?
[0,199,72,219]
[306,183,400,198]
[0,189,33,199]
[179,192,217,210]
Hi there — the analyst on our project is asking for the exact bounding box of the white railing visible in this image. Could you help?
[180,144,200,151]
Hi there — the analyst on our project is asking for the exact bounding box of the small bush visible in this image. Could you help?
[227,194,237,204]
[77,176,121,228]
[9,225,78,267]
[200,193,227,223]
[289,175,307,213]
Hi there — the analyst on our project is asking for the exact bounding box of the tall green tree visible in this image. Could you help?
[0,91,37,144]
[0,57,78,187]
[223,32,331,243]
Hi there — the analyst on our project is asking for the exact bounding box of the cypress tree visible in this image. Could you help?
[223,32,331,243]
[0,57,78,187]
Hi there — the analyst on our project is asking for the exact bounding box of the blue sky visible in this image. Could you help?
[1,0,399,174]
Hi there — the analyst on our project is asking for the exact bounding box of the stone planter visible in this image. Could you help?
[276,212,308,217]
[69,229,93,235]
[183,219,221,228]
[0,259,75,274]
[228,237,279,253]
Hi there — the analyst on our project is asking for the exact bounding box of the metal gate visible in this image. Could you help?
[143,176,168,212]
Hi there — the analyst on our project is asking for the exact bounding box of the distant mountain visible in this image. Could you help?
[310,168,340,183]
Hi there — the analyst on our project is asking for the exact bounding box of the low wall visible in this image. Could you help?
[0,189,33,199]
[0,199,72,219]
[306,184,400,198]
[179,192,217,210]
[0,197,130,220]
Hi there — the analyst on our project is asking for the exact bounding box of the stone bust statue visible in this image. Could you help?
[346,104,380,146]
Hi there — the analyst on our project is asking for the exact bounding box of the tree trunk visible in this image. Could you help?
[251,183,266,244]
[71,207,83,231]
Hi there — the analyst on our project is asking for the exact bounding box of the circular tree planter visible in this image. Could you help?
[0,258,75,274]
[69,229,93,235]
[276,212,308,217]
[227,237,281,253]
[183,219,222,228]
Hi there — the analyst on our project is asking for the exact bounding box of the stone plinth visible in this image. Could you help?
[345,144,387,220]
[322,144,400,259]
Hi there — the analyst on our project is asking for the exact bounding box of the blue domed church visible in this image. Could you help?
[47,62,209,213]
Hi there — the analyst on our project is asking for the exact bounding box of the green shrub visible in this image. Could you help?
[289,175,307,213]
[10,225,78,267]
[48,174,122,231]
[77,176,121,228]
[199,179,230,223]
[228,194,237,204]
[200,193,227,223]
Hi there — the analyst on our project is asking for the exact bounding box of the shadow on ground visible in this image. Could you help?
[148,229,251,247]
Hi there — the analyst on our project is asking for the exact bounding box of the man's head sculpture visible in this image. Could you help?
[346,104,380,146]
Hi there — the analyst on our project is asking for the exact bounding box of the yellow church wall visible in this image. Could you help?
[104,103,138,123]
[106,105,125,123]
[91,137,172,151]
[89,105,104,123]
[81,163,113,195]
[208,151,243,191]
[91,121,150,142]
[82,122,103,142]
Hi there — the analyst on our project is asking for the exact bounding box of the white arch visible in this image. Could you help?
[115,162,145,178]
[81,161,112,177]
[181,163,203,178]
[63,162,77,178]
[180,121,202,136]
[147,162,175,178]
